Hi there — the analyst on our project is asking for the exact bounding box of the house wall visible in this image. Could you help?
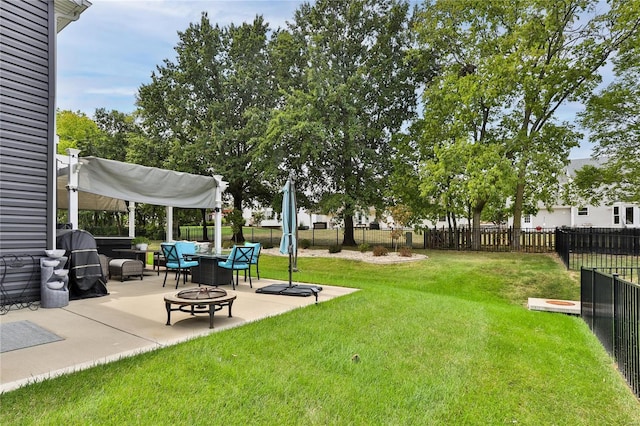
[0,0,56,301]
[525,203,640,229]
[524,207,572,229]
[574,205,611,228]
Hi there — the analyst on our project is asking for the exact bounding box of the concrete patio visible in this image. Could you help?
[0,272,356,393]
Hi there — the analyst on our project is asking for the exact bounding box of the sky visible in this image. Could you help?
[56,0,609,159]
[56,0,304,114]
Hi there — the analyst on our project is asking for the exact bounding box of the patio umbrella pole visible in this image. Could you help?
[288,244,293,287]
[255,177,322,300]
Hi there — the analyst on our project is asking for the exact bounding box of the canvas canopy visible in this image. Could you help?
[57,156,221,209]
[56,154,227,254]
[56,182,128,212]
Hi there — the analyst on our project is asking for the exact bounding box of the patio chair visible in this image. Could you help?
[217,245,254,290]
[153,251,165,275]
[160,242,199,289]
[244,241,262,280]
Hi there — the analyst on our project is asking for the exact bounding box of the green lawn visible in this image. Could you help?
[1,251,638,425]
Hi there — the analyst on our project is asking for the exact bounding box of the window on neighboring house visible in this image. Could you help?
[523,214,531,224]
[578,207,588,216]
[438,215,446,222]
[614,206,620,224]
[626,207,635,225]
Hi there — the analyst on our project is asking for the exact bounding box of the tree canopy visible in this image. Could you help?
[405,0,640,245]
[61,0,639,240]
[262,0,417,245]
[576,0,640,204]
[136,14,277,241]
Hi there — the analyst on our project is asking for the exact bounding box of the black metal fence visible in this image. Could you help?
[581,267,640,398]
[556,228,640,283]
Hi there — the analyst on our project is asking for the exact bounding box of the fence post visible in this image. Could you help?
[612,273,619,362]
[591,268,597,328]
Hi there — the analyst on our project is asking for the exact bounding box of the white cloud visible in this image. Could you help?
[85,87,139,96]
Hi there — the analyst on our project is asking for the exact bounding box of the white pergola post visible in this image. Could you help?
[214,193,223,255]
[166,206,174,242]
[128,202,136,237]
[213,175,228,254]
[66,148,81,230]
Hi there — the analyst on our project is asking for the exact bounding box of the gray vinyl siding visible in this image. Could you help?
[0,0,55,304]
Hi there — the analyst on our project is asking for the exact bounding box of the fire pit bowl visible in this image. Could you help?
[176,287,227,300]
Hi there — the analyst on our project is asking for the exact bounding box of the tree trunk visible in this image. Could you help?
[232,193,245,243]
[115,212,123,235]
[342,214,357,246]
[201,208,209,241]
[512,168,526,249]
[446,209,460,249]
[471,199,486,251]
[472,207,482,251]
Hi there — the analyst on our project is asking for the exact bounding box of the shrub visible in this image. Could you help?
[299,239,311,249]
[358,243,370,253]
[328,244,342,253]
[263,242,274,249]
[398,246,412,257]
[372,245,388,256]
[131,236,150,245]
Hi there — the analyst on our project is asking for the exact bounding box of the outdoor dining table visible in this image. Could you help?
[190,254,232,286]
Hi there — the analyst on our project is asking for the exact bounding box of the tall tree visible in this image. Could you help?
[136,14,276,242]
[92,108,138,162]
[263,0,417,246]
[413,0,640,246]
[577,0,640,204]
[407,19,515,246]
[56,109,106,155]
[56,110,132,233]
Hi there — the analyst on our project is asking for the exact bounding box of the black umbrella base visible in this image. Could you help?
[256,283,322,302]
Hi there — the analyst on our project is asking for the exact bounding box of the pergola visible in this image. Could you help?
[56,149,228,254]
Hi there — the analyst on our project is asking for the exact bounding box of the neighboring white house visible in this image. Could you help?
[521,158,639,229]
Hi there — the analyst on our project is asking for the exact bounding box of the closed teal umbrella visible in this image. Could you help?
[279,178,297,285]
[256,177,321,299]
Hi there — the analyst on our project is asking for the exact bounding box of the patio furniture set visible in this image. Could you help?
[99,241,260,329]
[102,241,261,290]
[159,241,260,328]
[159,241,261,290]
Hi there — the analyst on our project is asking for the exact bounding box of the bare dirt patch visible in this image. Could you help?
[261,247,427,264]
